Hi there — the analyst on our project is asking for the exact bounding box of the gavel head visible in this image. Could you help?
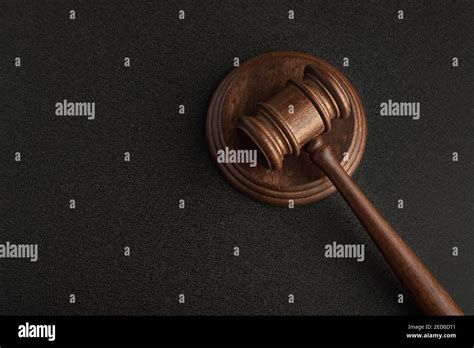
[236,65,353,170]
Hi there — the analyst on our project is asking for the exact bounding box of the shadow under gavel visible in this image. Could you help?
[235,65,463,316]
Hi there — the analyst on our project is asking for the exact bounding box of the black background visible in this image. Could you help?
[1,0,473,316]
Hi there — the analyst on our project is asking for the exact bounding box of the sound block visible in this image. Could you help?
[206,51,367,206]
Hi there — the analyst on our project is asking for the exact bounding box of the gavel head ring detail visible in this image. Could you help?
[236,65,351,171]
[207,51,463,315]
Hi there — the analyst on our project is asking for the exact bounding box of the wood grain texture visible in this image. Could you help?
[206,51,366,205]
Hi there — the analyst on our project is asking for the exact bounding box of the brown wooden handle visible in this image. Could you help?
[306,140,463,315]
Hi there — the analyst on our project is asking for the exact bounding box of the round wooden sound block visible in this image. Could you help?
[206,51,367,206]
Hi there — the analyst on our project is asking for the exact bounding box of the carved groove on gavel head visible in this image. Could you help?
[236,65,352,170]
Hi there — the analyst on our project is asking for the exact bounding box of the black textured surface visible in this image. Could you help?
[1,0,473,315]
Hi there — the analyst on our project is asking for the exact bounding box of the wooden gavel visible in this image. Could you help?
[233,64,463,315]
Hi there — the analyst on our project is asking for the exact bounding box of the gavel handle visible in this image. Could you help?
[306,139,463,315]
